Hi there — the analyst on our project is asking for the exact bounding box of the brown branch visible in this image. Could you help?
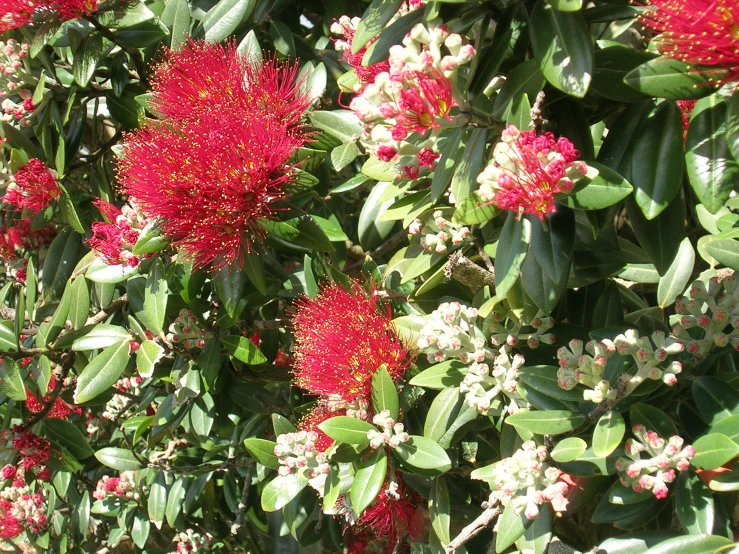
[252,319,286,330]
[230,462,255,535]
[445,251,496,293]
[85,294,128,326]
[445,505,501,553]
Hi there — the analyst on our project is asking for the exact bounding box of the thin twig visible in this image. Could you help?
[252,319,286,330]
[230,462,255,535]
[344,229,409,273]
[85,293,128,326]
[445,505,501,553]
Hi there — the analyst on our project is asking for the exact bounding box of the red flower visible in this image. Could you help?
[298,405,345,452]
[0,0,36,31]
[477,125,586,220]
[291,280,411,406]
[678,99,697,140]
[0,0,99,31]
[641,0,739,85]
[11,426,51,471]
[25,376,82,420]
[118,40,312,270]
[330,17,391,88]
[87,199,147,267]
[55,0,98,21]
[3,159,61,215]
[6,218,56,251]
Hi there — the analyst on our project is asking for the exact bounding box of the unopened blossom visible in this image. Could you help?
[343,477,424,554]
[490,310,556,349]
[25,375,82,419]
[1,92,33,127]
[349,20,475,179]
[616,425,694,499]
[408,209,470,254]
[119,40,312,270]
[292,280,411,410]
[460,346,526,415]
[0,40,31,102]
[474,441,569,520]
[417,301,490,364]
[171,528,213,554]
[613,329,684,393]
[671,275,739,357]
[274,430,331,480]
[87,198,151,268]
[0,484,47,539]
[477,125,586,220]
[367,410,410,449]
[92,471,138,501]
[641,0,739,85]
[3,159,61,215]
[166,308,213,349]
[557,338,617,403]
[102,376,142,420]
[678,100,697,140]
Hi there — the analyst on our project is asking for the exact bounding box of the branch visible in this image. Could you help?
[230,462,255,535]
[445,505,501,553]
[445,251,496,293]
[344,229,409,273]
[252,319,286,330]
[85,294,128,326]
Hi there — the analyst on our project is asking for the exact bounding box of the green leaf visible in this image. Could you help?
[350,448,387,517]
[709,414,739,444]
[261,474,307,512]
[71,324,131,351]
[73,32,108,87]
[44,419,94,459]
[530,0,593,98]
[518,367,584,402]
[371,365,399,420]
[598,532,680,554]
[201,0,254,43]
[496,500,532,553]
[607,481,653,505]
[0,359,25,400]
[546,0,581,10]
[358,182,396,251]
[352,0,403,53]
[95,447,143,471]
[409,360,468,390]
[726,90,739,162]
[452,191,498,225]
[675,471,714,535]
[0,321,17,352]
[221,335,267,365]
[692,376,739,425]
[165,477,187,526]
[330,141,359,172]
[530,207,574,284]
[106,88,143,129]
[686,94,739,214]
[74,340,131,404]
[144,259,168,336]
[363,8,424,65]
[630,101,684,219]
[429,477,451,545]
[627,190,685,275]
[272,413,296,435]
[161,0,191,47]
[148,474,167,530]
[624,58,719,100]
[591,496,658,524]
[657,238,694,308]
[451,128,488,201]
[85,257,140,284]
[492,58,544,120]
[394,435,452,473]
[641,535,732,554]
[630,403,678,437]
[705,238,739,271]
[263,216,335,252]
[136,339,164,378]
[319,416,375,447]
[270,21,295,56]
[309,110,362,144]
[494,212,532,298]
[214,265,246,319]
[564,163,634,210]
[30,17,61,57]
[592,411,626,457]
[59,185,85,232]
[505,409,586,435]
[42,229,82,301]
[551,437,587,462]
[244,438,280,470]
[432,127,468,201]
[591,46,656,103]
[68,277,90,330]
[516,504,553,554]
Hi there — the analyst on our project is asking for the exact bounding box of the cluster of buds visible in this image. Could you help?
[171,528,213,554]
[87,198,152,268]
[460,347,526,415]
[367,410,410,449]
[490,310,556,349]
[408,210,470,254]
[0,39,30,95]
[326,395,369,420]
[613,330,684,394]
[102,376,143,420]
[0,484,48,539]
[557,339,617,403]
[166,309,212,349]
[477,125,587,220]
[417,302,490,364]
[478,441,568,520]
[671,275,739,357]
[616,425,694,499]
[348,21,474,180]
[92,471,139,501]
[1,93,33,127]
[274,430,330,479]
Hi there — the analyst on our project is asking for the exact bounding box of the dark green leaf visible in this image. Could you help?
[371,365,399,420]
[624,58,719,100]
[74,340,131,404]
[394,435,451,473]
[350,448,387,517]
[592,411,625,457]
[95,447,143,471]
[675,471,714,535]
[319,416,375,447]
[506,409,586,435]
[200,0,254,42]
[221,335,268,365]
[494,213,532,297]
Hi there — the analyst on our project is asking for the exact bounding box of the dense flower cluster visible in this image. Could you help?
[476,441,568,520]
[460,346,526,415]
[417,301,489,364]
[671,275,739,356]
[489,310,556,349]
[408,209,470,254]
[0,218,55,282]
[92,471,138,501]
[118,40,312,270]
[0,0,101,32]
[348,21,474,180]
[102,376,142,420]
[613,330,684,393]
[557,338,617,403]
[10,427,51,472]
[171,528,213,554]
[25,375,82,419]
[0,39,29,94]
[641,0,739,85]
[274,430,331,479]
[616,425,694,499]
[3,159,60,215]
[166,308,212,349]
[477,125,586,219]
[87,198,151,268]
[292,279,411,411]
[0,484,47,539]
[367,410,410,449]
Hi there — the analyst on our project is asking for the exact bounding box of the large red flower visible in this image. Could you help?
[118,40,311,270]
[0,0,99,32]
[291,280,412,406]
[3,159,61,215]
[641,0,739,85]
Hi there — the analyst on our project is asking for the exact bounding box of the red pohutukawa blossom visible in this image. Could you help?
[678,99,698,140]
[330,16,391,88]
[0,0,35,31]
[25,376,82,420]
[291,280,412,408]
[476,125,587,220]
[87,198,150,267]
[641,0,739,85]
[118,40,312,270]
[10,427,51,472]
[0,0,98,32]
[298,405,346,452]
[3,159,61,215]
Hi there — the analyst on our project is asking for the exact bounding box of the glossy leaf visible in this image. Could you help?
[592,411,626,457]
[350,448,387,517]
[657,238,695,308]
[74,340,131,404]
